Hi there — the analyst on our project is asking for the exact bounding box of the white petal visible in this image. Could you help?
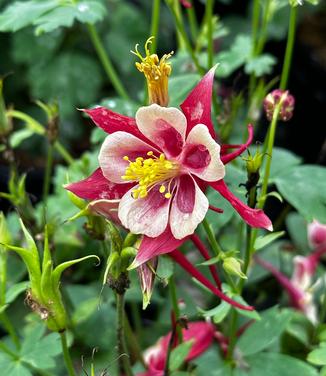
[98,131,156,183]
[170,176,208,239]
[135,104,187,157]
[183,124,225,182]
[118,186,170,238]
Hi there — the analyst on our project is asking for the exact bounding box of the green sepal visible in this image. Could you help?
[106,221,123,253]
[122,233,138,248]
[52,255,100,288]
[103,251,119,284]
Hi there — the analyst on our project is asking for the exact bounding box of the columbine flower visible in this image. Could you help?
[308,220,326,248]
[138,321,215,376]
[132,37,173,107]
[256,241,326,323]
[263,89,295,121]
[66,67,271,258]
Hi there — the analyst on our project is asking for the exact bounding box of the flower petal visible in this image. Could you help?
[180,66,217,138]
[118,186,171,238]
[209,180,273,230]
[170,175,209,239]
[183,124,225,182]
[130,227,187,268]
[64,168,133,200]
[98,131,158,183]
[221,124,253,164]
[88,199,121,224]
[135,104,186,157]
[83,107,150,143]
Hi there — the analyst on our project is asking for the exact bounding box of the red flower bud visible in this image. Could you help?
[263,89,295,121]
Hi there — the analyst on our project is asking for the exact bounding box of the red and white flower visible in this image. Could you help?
[66,68,272,266]
[138,321,215,376]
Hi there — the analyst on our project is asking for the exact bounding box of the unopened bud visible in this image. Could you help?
[223,257,247,279]
[263,89,295,121]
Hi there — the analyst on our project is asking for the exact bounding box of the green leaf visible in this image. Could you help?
[267,147,302,182]
[215,34,251,77]
[198,301,231,324]
[9,129,35,149]
[307,343,326,366]
[274,165,326,223]
[0,354,32,376]
[169,341,193,372]
[237,307,292,356]
[5,281,29,305]
[169,74,201,107]
[71,297,99,326]
[254,231,285,251]
[235,352,318,376]
[0,0,57,32]
[27,52,102,118]
[245,54,277,76]
[20,324,61,369]
[34,1,106,35]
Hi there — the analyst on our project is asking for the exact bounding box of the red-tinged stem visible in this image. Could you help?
[254,256,302,309]
[209,205,224,214]
[309,244,326,269]
[190,234,222,289]
[221,124,253,165]
[170,250,253,311]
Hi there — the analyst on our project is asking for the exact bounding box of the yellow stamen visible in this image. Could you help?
[131,36,173,107]
[122,151,179,199]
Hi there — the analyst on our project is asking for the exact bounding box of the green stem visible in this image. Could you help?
[169,276,183,343]
[87,24,130,100]
[166,1,204,74]
[150,0,161,52]
[206,0,214,69]
[43,142,54,216]
[116,293,133,376]
[186,2,198,42]
[226,309,238,362]
[258,104,281,209]
[254,0,272,56]
[53,141,74,165]
[124,314,146,368]
[279,6,297,90]
[7,110,74,165]
[202,219,223,255]
[172,0,186,50]
[60,332,76,376]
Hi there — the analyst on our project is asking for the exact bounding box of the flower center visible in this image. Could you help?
[122,151,179,199]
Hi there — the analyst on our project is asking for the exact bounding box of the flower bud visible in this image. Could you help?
[263,89,295,121]
[307,220,326,248]
[223,257,247,279]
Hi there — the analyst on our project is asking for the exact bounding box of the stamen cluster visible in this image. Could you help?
[122,151,179,199]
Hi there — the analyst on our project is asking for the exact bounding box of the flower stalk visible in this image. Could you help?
[280,6,297,90]
[60,332,76,376]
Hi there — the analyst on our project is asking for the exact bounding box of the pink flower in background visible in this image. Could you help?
[138,321,215,376]
[180,0,192,8]
[66,67,271,265]
[256,240,326,323]
[308,220,326,247]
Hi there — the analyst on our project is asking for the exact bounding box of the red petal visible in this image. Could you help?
[64,168,133,201]
[83,107,150,143]
[180,66,217,138]
[209,180,273,230]
[221,124,254,164]
[130,227,187,268]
